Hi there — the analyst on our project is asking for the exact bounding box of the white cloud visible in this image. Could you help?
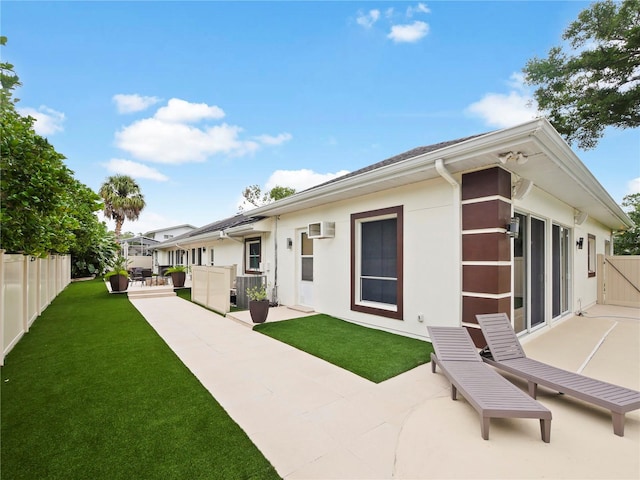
[104,158,169,181]
[265,169,351,192]
[387,21,429,43]
[116,118,261,163]
[407,3,430,16]
[628,177,640,195]
[356,9,380,28]
[113,94,161,114]
[18,106,65,135]
[154,98,225,123]
[255,132,293,146]
[115,98,289,164]
[466,73,540,128]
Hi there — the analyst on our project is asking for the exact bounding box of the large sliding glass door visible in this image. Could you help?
[552,224,570,318]
[513,213,546,333]
[530,217,546,328]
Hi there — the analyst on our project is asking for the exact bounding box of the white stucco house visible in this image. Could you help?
[153,118,632,343]
[144,224,197,241]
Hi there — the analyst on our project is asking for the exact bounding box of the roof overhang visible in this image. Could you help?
[151,218,272,249]
[247,119,632,231]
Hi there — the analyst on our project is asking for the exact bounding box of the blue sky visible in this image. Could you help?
[4,1,639,234]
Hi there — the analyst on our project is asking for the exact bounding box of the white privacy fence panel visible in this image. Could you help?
[598,255,640,308]
[191,266,234,315]
[1,251,71,365]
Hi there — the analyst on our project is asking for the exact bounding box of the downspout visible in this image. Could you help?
[435,159,462,325]
[273,216,279,304]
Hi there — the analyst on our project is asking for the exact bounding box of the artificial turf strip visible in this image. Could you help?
[1,279,279,480]
[253,314,433,383]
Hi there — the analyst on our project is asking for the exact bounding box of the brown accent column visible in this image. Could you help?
[461,167,512,347]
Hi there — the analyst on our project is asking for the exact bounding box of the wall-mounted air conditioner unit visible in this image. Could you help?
[307,221,335,239]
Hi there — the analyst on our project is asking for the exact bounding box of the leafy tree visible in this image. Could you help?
[68,183,119,277]
[99,174,146,240]
[614,193,640,255]
[269,185,296,201]
[239,184,296,211]
[523,0,640,149]
[0,36,21,105]
[1,36,113,268]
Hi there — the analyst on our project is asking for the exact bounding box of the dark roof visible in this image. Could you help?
[153,213,264,247]
[187,213,263,237]
[302,132,490,193]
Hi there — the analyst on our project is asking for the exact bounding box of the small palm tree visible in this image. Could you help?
[99,175,146,240]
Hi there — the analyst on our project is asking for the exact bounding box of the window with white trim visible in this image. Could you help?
[351,206,403,320]
[245,237,262,273]
[588,234,596,277]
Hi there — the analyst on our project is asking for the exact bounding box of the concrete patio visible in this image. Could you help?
[129,295,640,479]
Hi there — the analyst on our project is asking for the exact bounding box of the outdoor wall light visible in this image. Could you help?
[506,217,520,239]
[577,237,584,249]
[286,238,293,249]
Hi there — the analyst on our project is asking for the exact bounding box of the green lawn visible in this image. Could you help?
[0,279,279,480]
[254,314,433,383]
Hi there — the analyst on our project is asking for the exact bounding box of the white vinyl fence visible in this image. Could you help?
[1,250,71,365]
[598,254,640,308]
[191,265,236,314]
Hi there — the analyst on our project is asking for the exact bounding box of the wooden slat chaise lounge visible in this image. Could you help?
[427,326,551,442]
[477,313,640,436]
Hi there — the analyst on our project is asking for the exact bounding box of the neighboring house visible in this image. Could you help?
[144,224,197,241]
[151,214,271,278]
[121,235,160,269]
[155,118,633,343]
[121,235,159,257]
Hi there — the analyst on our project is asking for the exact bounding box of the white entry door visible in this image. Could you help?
[298,231,314,307]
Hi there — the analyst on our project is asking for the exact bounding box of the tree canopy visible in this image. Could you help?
[523,0,640,149]
[0,36,117,274]
[614,193,640,255]
[239,184,296,211]
[99,174,146,240]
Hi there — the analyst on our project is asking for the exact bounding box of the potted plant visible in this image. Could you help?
[165,265,187,288]
[246,282,269,323]
[104,255,131,292]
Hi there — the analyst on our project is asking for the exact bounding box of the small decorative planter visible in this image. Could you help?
[249,299,270,324]
[105,256,131,293]
[109,273,129,292]
[170,271,186,288]
[165,266,188,288]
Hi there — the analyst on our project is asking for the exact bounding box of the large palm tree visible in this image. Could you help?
[99,175,146,240]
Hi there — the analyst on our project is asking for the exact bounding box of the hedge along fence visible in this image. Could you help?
[1,250,71,365]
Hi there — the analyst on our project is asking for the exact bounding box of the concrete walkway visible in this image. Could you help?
[130,297,640,479]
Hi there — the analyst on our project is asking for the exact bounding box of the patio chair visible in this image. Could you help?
[141,269,153,286]
[477,313,640,436]
[428,326,551,442]
[129,268,145,286]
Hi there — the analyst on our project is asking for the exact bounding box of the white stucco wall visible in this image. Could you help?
[266,170,615,340]
[271,177,458,340]
[514,184,612,318]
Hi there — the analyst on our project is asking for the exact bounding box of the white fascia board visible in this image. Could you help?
[531,123,633,229]
[248,119,545,217]
[152,231,223,250]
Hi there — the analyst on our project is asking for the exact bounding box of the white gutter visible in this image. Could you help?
[531,124,633,229]
[435,159,462,326]
[248,119,546,217]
